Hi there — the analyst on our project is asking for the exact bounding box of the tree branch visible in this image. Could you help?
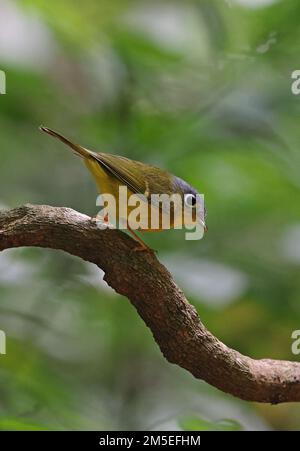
[0,204,299,403]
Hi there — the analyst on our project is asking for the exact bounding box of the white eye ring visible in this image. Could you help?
[184,193,196,207]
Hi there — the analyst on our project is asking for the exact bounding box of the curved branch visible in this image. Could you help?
[0,204,299,404]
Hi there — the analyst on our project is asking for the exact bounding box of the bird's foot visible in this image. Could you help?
[132,244,157,255]
[91,214,115,229]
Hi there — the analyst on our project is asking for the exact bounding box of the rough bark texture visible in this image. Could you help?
[0,204,300,403]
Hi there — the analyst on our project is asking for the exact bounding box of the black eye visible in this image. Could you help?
[185,194,196,207]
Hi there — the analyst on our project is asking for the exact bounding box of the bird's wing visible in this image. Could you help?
[93,153,184,217]
[94,153,145,195]
[93,153,174,199]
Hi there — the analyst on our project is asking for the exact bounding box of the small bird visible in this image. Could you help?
[40,126,206,251]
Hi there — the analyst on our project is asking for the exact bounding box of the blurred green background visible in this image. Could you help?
[0,0,300,431]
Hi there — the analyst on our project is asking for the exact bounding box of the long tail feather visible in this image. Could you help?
[39,126,94,159]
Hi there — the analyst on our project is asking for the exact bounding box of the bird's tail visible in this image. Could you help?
[39,126,95,159]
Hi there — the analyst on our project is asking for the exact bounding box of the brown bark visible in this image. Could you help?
[0,204,299,403]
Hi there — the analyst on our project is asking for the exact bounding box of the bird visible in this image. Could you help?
[40,126,206,252]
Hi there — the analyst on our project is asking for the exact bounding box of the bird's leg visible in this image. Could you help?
[91,212,114,229]
[127,223,156,254]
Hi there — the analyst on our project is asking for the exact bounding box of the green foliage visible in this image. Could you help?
[179,415,243,431]
[0,418,49,431]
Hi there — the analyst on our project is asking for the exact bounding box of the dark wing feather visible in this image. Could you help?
[93,152,175,197]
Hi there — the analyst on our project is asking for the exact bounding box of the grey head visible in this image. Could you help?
[173,176,207,229]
